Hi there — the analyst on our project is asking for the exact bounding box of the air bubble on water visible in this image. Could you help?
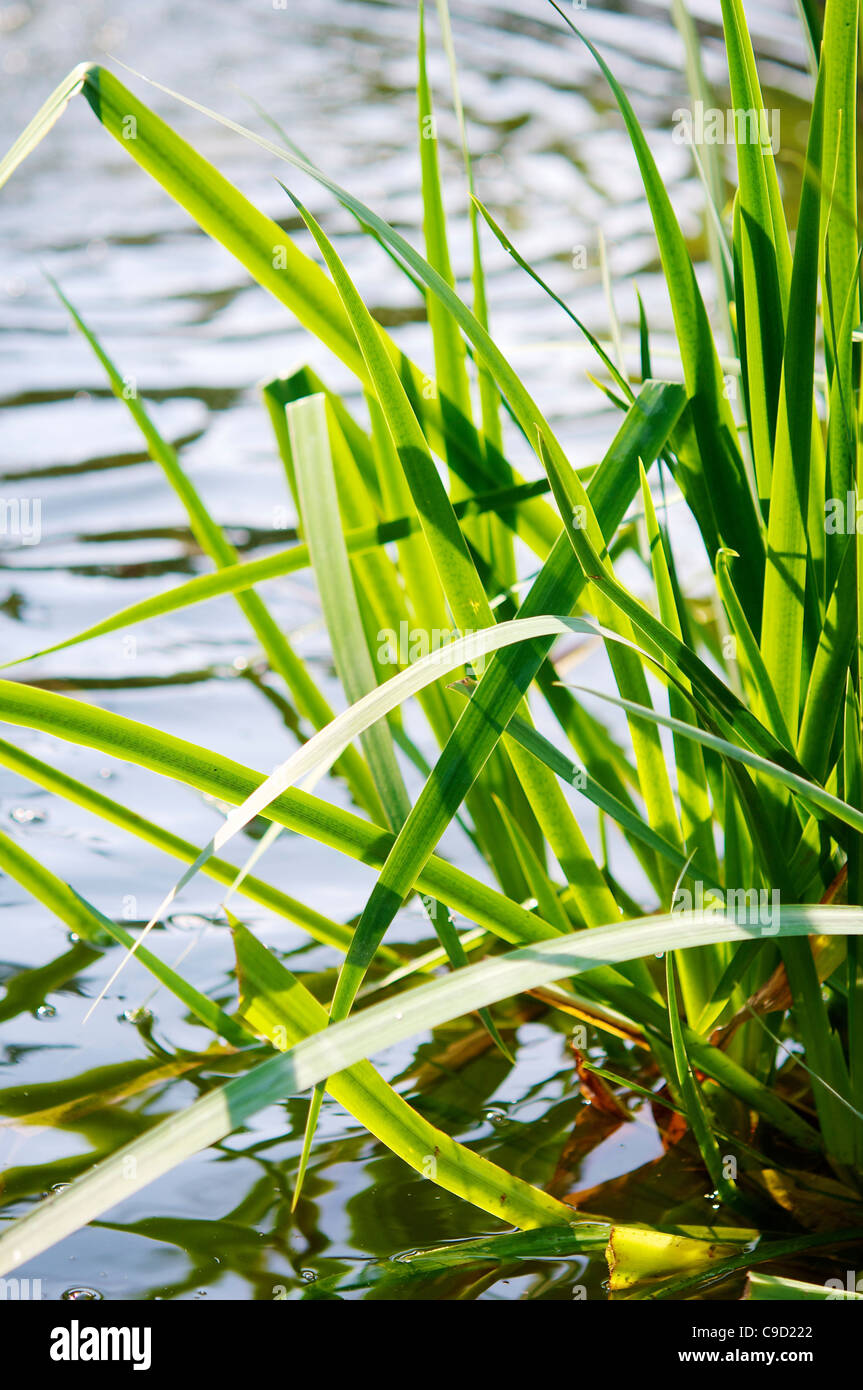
[34,1004,56,1020]
[62,1288,103,1301]
[119,1007,153,1025]
[11,806,45,824]
[483,1107,508,1126]
[169,913,211,931]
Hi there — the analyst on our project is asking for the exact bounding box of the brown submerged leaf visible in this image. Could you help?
[572,1046,632,1120]
[754,1168,862,1233]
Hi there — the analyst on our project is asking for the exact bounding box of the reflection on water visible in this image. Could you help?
[0,0,809,1297]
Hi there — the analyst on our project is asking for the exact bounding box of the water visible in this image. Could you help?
[0,0,811,1299]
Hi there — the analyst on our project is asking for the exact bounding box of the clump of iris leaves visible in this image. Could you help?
[0,0,862,1301]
